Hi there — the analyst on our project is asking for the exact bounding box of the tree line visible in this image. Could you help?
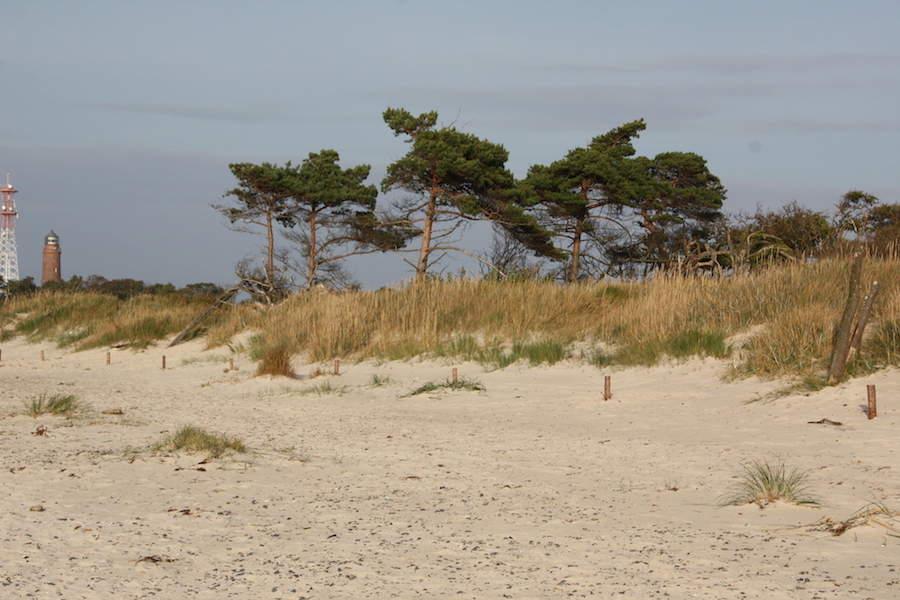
[2,275,224,300]
[215,107,898,299]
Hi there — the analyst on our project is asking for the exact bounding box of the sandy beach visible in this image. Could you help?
[2,336,898,599]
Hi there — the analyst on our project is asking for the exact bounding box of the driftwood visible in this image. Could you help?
[168,287,240,348]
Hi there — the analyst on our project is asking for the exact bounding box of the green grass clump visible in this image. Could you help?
[433,336,569,368]
[405,376,486,397]
[25,393,84,417]
[368,374,394,387]
[153,425,247,459]
[299,381,348,396]
[719,459,820,507]
[663,328,730,359]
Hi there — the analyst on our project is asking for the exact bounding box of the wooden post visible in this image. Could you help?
[106,351,111,365]
[828,253,864,384]
[604,375,612,401]
[334,359,340,376]
[867,385,877,419]
[847,281,880,363]
[162,355,166,370]
[230,358,235,370]
[40,350,45,362]
[452,367,458,384]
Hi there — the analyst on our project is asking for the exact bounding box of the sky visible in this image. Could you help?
[1,0,898,289]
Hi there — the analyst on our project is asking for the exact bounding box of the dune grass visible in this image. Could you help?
[3,256,899,381]
[24,393,84,417]
[719,459,820,507]
[153,425,247,460]
[0,292,222,349]
[405,376,486,397]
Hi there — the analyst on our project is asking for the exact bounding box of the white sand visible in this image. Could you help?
[2,336,899,599]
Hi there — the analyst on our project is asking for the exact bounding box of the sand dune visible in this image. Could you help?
[2,337,898,599]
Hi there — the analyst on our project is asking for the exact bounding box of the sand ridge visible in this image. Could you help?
[1,337,898,599]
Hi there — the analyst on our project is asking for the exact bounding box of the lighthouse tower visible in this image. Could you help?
[42,230,61,284]
[0,174,19,283]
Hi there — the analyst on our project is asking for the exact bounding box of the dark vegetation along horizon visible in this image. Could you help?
[0,108,897,389]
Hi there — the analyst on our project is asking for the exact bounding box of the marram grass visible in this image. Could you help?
[25,393,83,418]
[719,459,820,507]
[153,425,246,460]
[3,256,900,381]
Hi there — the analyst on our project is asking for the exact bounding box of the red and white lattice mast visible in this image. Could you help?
[0,174,20,283]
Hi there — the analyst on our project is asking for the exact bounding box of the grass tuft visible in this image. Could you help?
[256,343,294,377]
[405,376,486,397]
[299,381,348,396]
[719,459,820,507]
[368,374,394,387]
[25,393,84,417]
[153,425,247,459]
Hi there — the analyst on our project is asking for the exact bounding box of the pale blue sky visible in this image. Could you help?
[1,0,897,287]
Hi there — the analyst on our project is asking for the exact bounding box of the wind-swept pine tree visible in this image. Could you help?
[382,107,560,283]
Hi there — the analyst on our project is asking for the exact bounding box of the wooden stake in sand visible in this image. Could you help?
[230,358,235,371]
[867,385,877,419]
[604,375,612,401]
[106,351,111,365]
[40,350,45,362]
[452,367,458,384]
[162,355,166,370]
[334,359,340,376]
[828,253,864,384]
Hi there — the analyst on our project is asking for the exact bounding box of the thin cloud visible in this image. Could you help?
[733,118,900,135]
[82,101,295,123]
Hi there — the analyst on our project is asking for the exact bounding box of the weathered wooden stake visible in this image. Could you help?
[452,367,458,383]
[604,375,612,401]
[334,359,340,376]
[230,358,235,370]
[162,355,166,370]
[40,350,45,362]
[847,280,881,363]
[867,384,877,419]
[828,253,864,384]
[106,351,111,365]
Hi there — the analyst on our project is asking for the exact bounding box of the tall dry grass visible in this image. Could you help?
[205,256,899,379]
[0,292,223,349]
[3,255,898,380]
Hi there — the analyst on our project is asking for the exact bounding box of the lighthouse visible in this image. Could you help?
[42,230,61,284]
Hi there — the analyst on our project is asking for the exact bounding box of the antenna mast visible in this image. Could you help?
[0,173,20,283]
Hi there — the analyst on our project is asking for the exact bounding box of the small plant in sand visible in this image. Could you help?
[720,459,820,507]
[299,381,348,396]
[25,393,84,418]
[368,374,394,387]
[405,376,485,397]
[153,425,247,459]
